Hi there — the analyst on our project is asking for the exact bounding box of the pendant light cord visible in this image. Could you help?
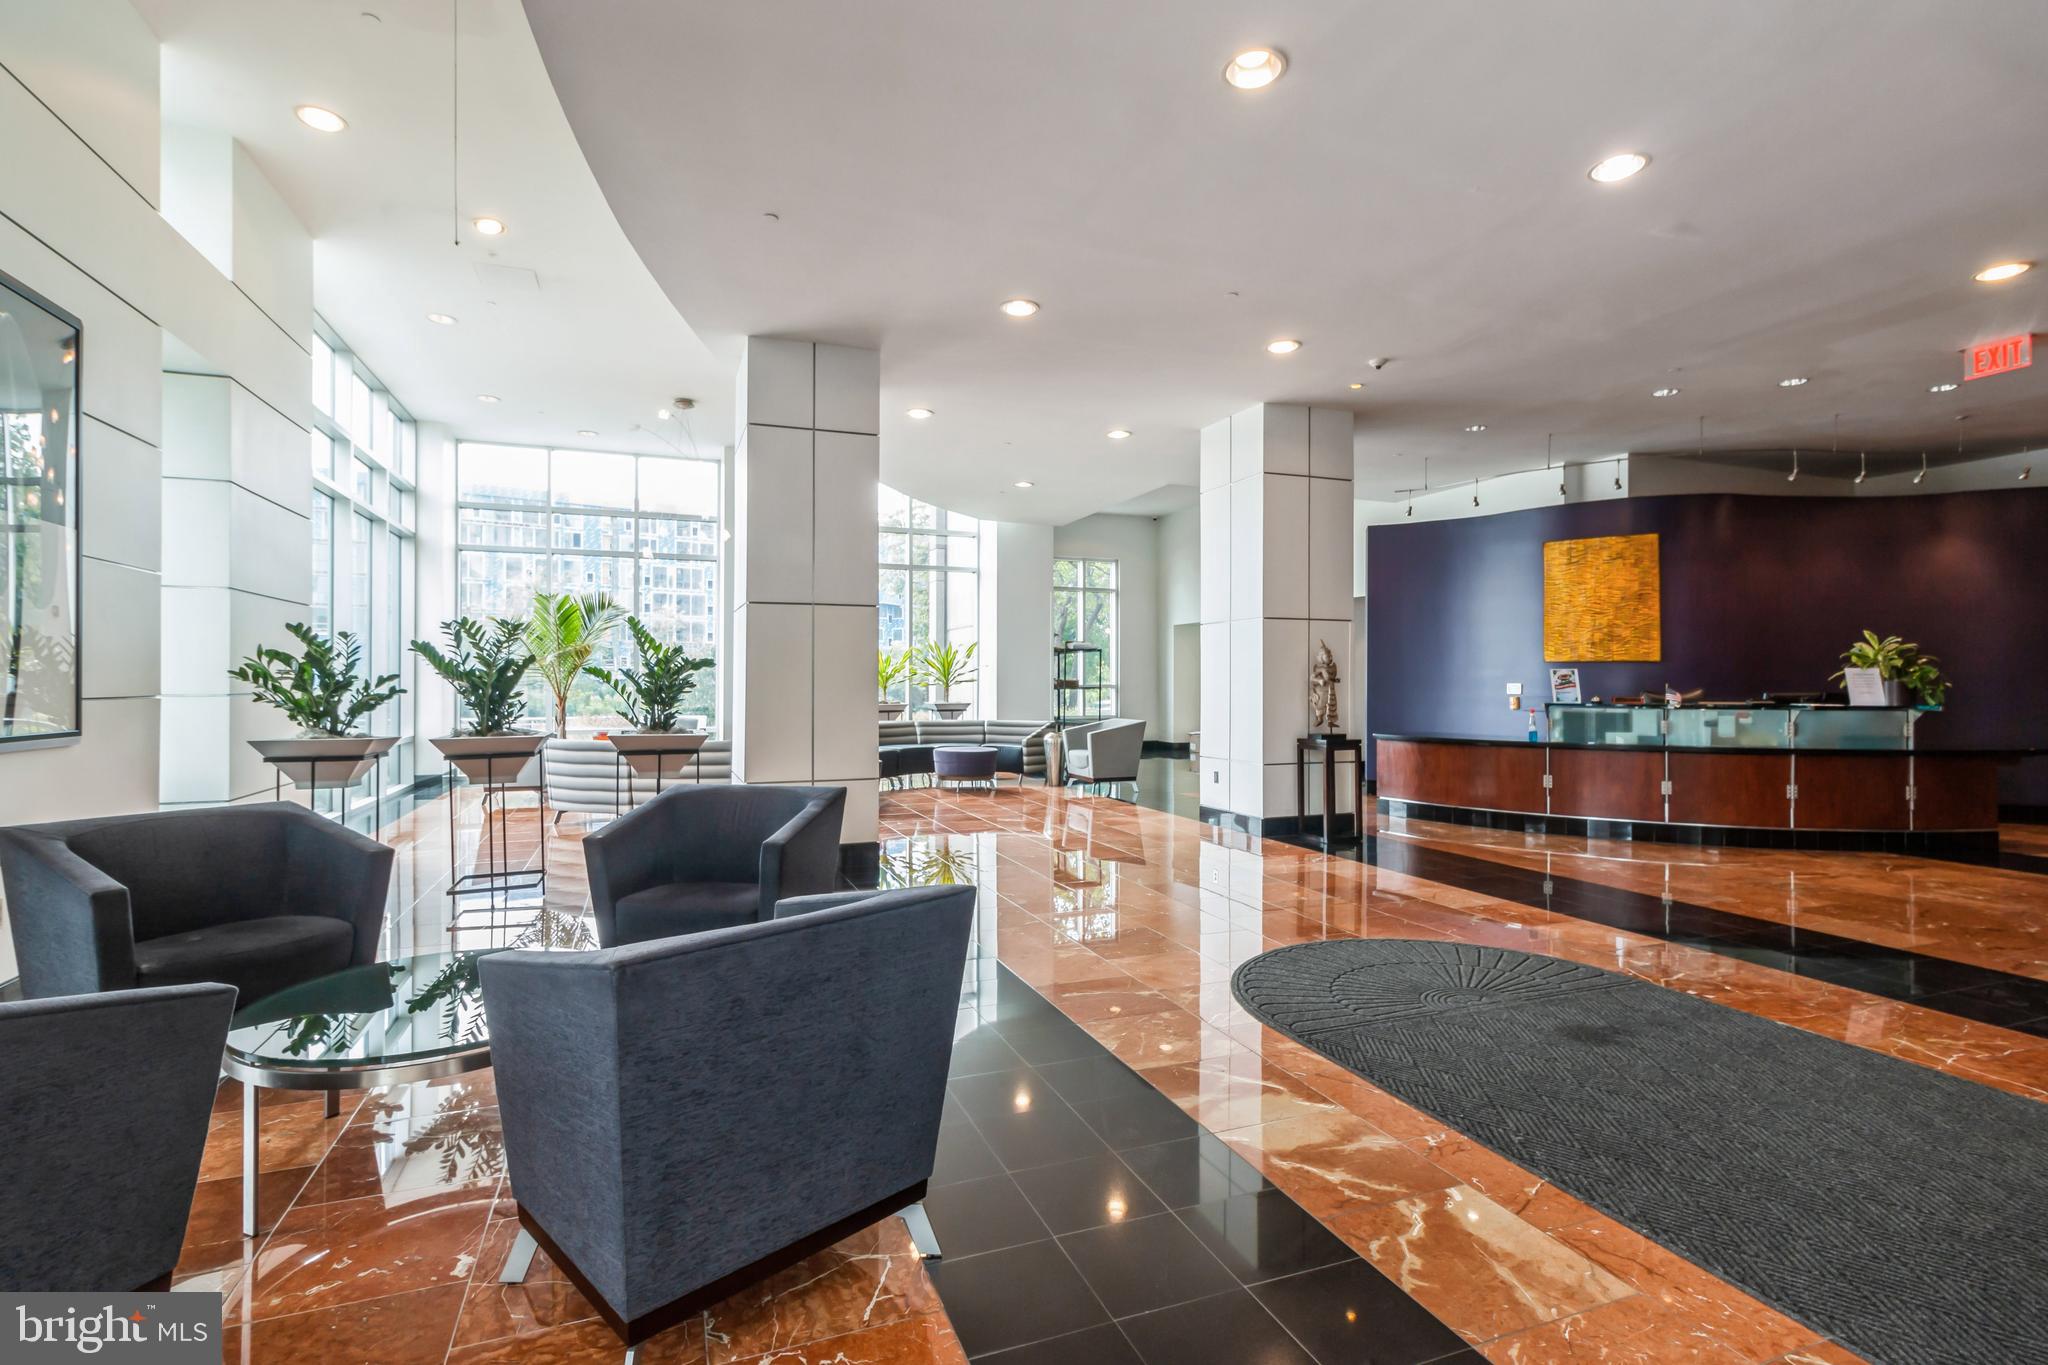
[451,0,460,246]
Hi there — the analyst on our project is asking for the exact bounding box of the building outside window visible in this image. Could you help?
[456,443,722,734]
[877,484,977,716]
[1053,557,1117,718]
[308,321,418,798]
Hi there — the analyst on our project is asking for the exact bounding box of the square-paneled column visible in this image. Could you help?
[1197,403,1354,834]
[731,338,881,848]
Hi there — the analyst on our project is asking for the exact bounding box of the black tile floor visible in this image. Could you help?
[925,961,1472,1365]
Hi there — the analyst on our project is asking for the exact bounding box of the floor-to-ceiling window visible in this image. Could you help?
[878,484,978,716]
[1053,557,1117,718]
[455,443,721,734]
[308,324,417,797]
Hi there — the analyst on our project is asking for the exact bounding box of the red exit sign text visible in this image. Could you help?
[1965,332,2033,381]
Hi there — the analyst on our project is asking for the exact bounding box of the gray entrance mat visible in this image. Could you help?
[1231,939,2048,1365]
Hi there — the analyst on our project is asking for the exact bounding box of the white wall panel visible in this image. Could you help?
[230,382,311,514]
[1308,476,1355,622]
[1261,404,1309,477]
[813,344,879,435]
[812,604,879,780]
[1227,476,1263,623]
[1199,623,1232,758]
[1198,487,1230,625]
[227,485,311,603]
[1228,406,1264,484]
[1261,474,1308,620]
[737,423,814,603]
[737,338,813,429]
[733,602,814,782]
[1309,408,1354,480]
[1200,418,1230,492]
[159,587,229,697]
[79,558,160,701]
[81,417,161,572]
[812,431,878,606]
[1261,618,1310,761]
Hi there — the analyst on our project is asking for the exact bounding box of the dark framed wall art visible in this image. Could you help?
[0,268,82,748]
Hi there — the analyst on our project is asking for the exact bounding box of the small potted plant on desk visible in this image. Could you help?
[588,617,713,790]
[878,648,911,721]
[915,639,977,720]
[1832,631,1951,709]
[411,616,545,784]
[235,623,405,792]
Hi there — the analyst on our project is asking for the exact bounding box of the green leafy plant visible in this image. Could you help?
[229,622,403,736]
[878,647,913,699]
[523,591,627,738]
[1831,630,1950,707]
[913,639,978,701]
[588,617,712,733]
[411,617,533,736]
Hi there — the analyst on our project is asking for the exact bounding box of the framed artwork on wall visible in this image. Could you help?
[1542,533,1660,663]
[0,268,82,749]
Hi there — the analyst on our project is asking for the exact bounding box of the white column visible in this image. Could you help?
[731,339,881,846]
[1197,404,1354,832]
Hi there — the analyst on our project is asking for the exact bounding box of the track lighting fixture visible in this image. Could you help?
[2021,465,2033,482]
[1472,479,1480,508]
[1913,452,1928,485]
[1787,449,1799,483]
[1855,451,1867,485]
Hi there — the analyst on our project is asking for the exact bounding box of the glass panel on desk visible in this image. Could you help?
[1792,706,1915,750]
[1547,705,1665,746]
[1667,707,1790,748]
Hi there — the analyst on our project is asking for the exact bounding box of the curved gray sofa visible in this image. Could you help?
[0,982,236,1291]
[0,803,393,1001]
[880,718,1050,784]
[544,737,733,817]
[477,884,976,1353]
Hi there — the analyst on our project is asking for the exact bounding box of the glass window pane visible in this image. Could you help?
[458,550,546,620]
[946,534,978,571]
[550,449,635,510]
[552,511,634,552]
[1053,558,1078,588]
[552,553,631,600]
[1086,559,1116,589]
[349,375,371,442]
[879,531,907,566]
[909,498,938,530]
[637,517,717,557]
[946,571,977,638]
[879,570,909,655]
[878,484,910,528]
[458,444,548,504]
[945,509,978,535]
[349,513,373,659]
[310,492,333,639]
[311,336,333,414]
[459,507,546,548]
[638,457,718,517]
[910,533,940,567]
[352,457,373,504]
[1054,589,1079,645]
[310,427,332,479]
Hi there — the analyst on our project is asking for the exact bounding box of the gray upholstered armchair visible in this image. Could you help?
[478,885,976,1354]
[1063,717,1147,786]
[0,982,236,1291]
[0,803,393,1001]
[582,784,845,947]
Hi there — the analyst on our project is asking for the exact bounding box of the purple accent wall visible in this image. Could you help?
[1365,490,2048,802]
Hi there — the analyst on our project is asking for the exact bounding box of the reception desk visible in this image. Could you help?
[1375,705,2008,844]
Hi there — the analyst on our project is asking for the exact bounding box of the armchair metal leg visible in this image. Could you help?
[901,1202,942,1260]
[500,1227,539,1283]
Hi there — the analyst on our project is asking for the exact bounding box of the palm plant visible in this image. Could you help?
[411,617,532,736]
[914,639,978,703]
[588,616,713,733]
[231,622,403,736]
[523,592,627,738]
[878,647,912,700]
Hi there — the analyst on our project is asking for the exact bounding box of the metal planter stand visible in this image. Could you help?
[607,733,707,813]
[250,736,401,840]
[443,746,548,914]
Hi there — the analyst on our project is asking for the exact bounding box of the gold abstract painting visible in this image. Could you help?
[1543,534,1661,661]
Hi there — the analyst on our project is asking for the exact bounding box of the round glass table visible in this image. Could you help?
[223,949,503,1237]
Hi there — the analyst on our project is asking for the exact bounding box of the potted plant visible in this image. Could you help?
[1831,630,1950,708]
[588,616,714,780]
[877,648,911,720]
[411,616,545,784]
[523,591,627,739]
[915,640,977,720]
[233,623,404,790]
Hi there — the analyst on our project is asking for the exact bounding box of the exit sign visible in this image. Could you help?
[1965,332,2034,381]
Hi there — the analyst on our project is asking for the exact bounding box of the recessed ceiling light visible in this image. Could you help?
[1587,152,1648,183]
[1266,338,1301,354]
[471,216,507,237]
[1013,480,1034,489]
[1223,48,1287,90]
[577,429,598,438]
[1348,382,1364,390]
[477,394,499,404]
[1778,376,1808,387]
[425,312,457,326]
[1107,429,1132,440]
[1464,424,1487,432]
[1000,298,1040,317]
[294,104,347,133]
[906,407,934,420]
[1652,387,1680,398]
[656,407,672,420]
[1973,261,2032,283]
[1929,382,1959,393]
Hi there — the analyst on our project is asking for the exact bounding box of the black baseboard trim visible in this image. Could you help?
[1198,807,1360,842]
[518,1180,929,1347]
[1378,799,2000,854]
[1143,740,1191,758]
[838,840,881,882]
[1999,803,2048,825]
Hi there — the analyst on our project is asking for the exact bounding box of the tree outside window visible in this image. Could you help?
[878,485,978,715]
[1053,558,1116,718]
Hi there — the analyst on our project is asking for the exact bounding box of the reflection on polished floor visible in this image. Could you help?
[183,765,2048,1362]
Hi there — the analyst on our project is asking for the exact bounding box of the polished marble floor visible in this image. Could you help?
[178,763,2048,1362]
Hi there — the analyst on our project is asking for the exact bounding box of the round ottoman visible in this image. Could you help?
[932,744,999,791]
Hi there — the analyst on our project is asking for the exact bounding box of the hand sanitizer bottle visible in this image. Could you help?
[1526,707,1541,742]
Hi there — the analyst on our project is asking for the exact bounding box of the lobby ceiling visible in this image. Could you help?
[135,0,733,461]
[525,0,2048,518]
